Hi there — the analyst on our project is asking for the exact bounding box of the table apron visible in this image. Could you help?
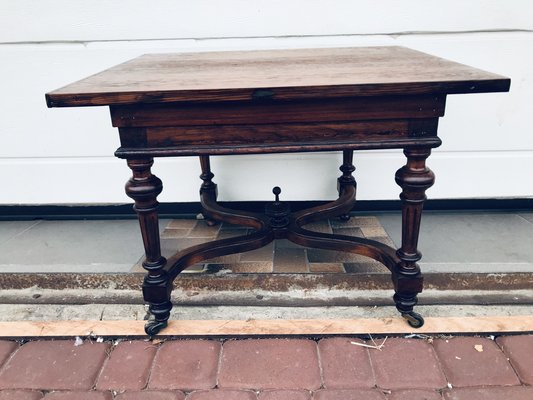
[110,95,446,128]
[115,118,441,158]
[112,94,445,157]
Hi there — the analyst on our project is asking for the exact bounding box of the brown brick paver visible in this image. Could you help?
[443,386,533,400]
[240,243,274,262]
[433,337,520,387]
[166,220,197,229]
[149,340,221,391]
[369,338,447,390]
[0,341,18,367]
[496,335,533,385]
[188,222,220,238]
[218,339,321,390]
[115,391,186,400]
[0,340,110,390]
[43,392,113,399]
[313,389,386,399]
[186,389,257,399]
[0,390,43,400]
[96,340,158,391]
[318,338,374,388]
[388,389,443,399]
[258,390,311,399]
[0,334,530,399]
[308,263,345,273]
[273,248,308,272]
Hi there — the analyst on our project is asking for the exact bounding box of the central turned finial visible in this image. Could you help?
[273,186,281,202]
[265,186,290,229]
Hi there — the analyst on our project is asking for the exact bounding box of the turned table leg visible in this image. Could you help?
[393,148,435,328]
[337,150,357,222]
[125,158,172,335]
[199,155,219,226]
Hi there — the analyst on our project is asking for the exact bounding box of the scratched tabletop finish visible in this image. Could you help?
[46,46,510,107]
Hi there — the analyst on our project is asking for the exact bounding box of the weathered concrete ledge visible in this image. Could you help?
[1,271,532,292]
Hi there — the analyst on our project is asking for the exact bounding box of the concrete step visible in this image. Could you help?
[1,303,533,322]
[1,285,533,308]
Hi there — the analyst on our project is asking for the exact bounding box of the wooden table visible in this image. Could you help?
[47,47,510,335]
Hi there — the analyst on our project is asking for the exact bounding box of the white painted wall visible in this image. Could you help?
[1,1,532,204]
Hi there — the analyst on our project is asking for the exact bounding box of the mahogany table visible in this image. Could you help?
[47,47,510,335]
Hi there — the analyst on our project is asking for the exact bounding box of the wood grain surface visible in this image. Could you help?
[110,95,445,127]
[1,316,532,337]
[46,46,510,107]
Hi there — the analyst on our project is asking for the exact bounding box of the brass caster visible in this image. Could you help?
[205,218,219,227]
[339,213,351,222]
[199,212,219,226]
[145,320,168,336]
[402,312,425,328]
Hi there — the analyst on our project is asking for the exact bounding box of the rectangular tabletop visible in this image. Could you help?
[44,46,512,337]
[46,46,510,107]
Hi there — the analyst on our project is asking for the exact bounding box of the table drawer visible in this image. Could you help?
[116,118,440,157]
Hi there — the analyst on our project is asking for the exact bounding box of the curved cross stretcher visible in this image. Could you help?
[140,152,426,336]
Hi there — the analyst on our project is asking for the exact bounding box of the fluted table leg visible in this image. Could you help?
[393,147,435,328]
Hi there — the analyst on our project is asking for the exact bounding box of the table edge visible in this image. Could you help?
[46,78,511,108]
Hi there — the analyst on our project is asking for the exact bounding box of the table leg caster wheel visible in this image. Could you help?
[199,213,219,226]
[205,218,219,227]
[339,213,351,222]
[402,312,425,328]
[145,320,168,336]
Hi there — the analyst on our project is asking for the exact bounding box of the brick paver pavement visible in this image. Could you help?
[258,390,311,400]
[496,335,533,385]
[114,392,185,400]
[0,335,531,399]
[387,389,443,400]
[0,340,110,390]
[318,337,374,389]
[187,390,257,399]
[432,337,520,387]
[218,339,321,390]
[149,340,221,391]
[0,390,44,400]
[369,338,447,390]
[97,340,158,391]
